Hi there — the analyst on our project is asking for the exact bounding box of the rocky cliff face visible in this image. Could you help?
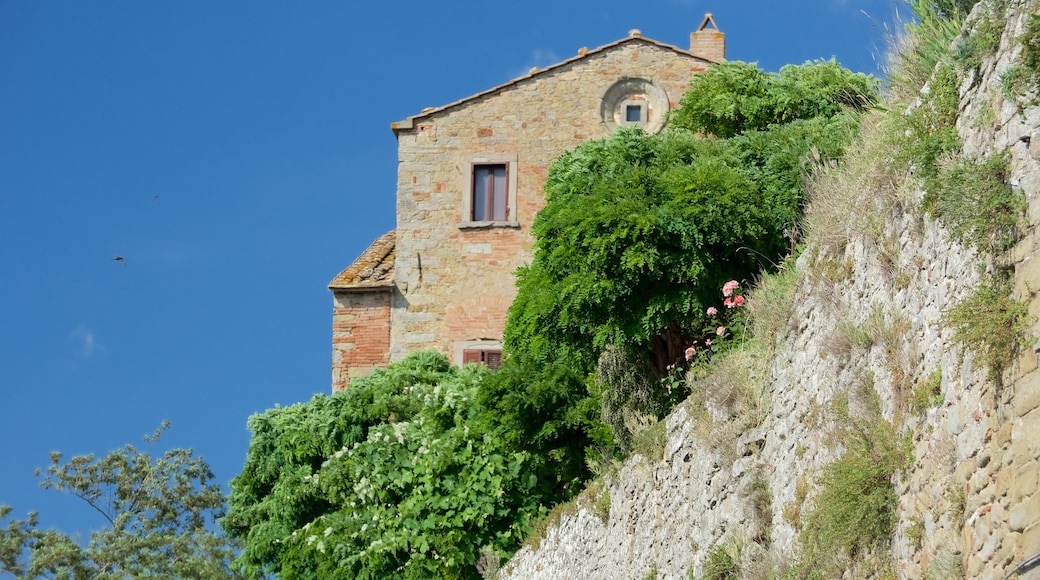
[501,1,1040,578]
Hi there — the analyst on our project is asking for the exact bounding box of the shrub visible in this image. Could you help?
[888,0,965,99]
[1020,13,1040,87]
[909,369,945,413]
[701,541,741,580]
[897,62,962,181]
[670,60,877,139]
[796,417,909,575]
[942,276,1035,382]
[225,352,551,579]
[952,8,1004,71]
[925,153,1025,254]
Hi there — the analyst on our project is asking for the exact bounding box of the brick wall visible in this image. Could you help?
[331,289,391,390]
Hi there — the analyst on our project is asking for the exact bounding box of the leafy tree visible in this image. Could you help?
[669,59,877,138]
[505,128,772,377]
[223,352,547,579]
[507,61,876,378]
[475,354,603,500]
[0,422,241,579]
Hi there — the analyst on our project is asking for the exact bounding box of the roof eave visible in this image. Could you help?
[329,280,395,291]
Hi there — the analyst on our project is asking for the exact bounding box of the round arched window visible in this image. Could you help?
[600,77,670,134]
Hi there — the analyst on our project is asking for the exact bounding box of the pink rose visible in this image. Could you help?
[705,339,713,346]
[716,326,727,336]
[685,346,696,361]
[722,280,739,297]
[733,295,745,307]
[706,306,718,316]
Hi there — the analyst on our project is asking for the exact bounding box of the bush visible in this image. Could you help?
[942,277,1035,382]
[897,63,962,181]
[701,541,741,580]
[224,352,549,579]
[795,418,909,575]
[926,153,1025,254]
[670,60,877,138]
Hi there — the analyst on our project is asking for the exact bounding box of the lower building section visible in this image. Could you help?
[331,289,391,390]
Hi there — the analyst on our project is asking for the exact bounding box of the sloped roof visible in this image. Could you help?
[329,230,395,290]
[391,32,712,132]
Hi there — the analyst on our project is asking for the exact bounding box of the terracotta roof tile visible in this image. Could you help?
[328,230,395,290]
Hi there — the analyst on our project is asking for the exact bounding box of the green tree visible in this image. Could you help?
[507,61,876,376]
[669,59,877,138]
[0,422,241,579]
[504,60,876,448]
[223,352,547,579]
[505,128,771,376]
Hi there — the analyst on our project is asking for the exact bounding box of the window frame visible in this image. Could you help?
[619,98,648,126]
[455,340,503,369]
[460,154,519,228]
[462,348,502,369]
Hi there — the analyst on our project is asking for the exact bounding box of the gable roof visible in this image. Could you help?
[391,32,712,133]
[328,230,395,290]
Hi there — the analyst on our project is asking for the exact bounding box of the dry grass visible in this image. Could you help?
[685,343,771,464]
[802,112,908,262]
[746,255,803,349]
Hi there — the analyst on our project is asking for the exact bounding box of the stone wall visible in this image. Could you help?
[500,2,1040,578]
[389,36,707,365]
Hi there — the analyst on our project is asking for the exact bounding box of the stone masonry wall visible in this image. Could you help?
[500,2,1040,578]
[390,38,707,365]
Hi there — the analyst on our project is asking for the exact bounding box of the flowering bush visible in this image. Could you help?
[667,280,749,386]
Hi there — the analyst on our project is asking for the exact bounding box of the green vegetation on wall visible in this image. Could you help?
[787,380,910,578]
[943,276,1035,381]
[924,152,1025,254]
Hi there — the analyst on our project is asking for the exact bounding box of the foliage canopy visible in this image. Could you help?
[506,60,877,379]
[0,422,241,579]
[223,352,554,579]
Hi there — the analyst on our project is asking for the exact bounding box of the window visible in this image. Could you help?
[462,348,502,369]
[472,163,508,221]
[621,99,647,125]
[626,104,642,122]
[461,154,519,227]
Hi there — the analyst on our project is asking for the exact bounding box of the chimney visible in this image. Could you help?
[690,12,725,63]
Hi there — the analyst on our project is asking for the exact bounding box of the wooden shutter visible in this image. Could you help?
[462,349,502,369]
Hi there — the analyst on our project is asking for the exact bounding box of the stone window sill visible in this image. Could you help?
[458,221,521,230]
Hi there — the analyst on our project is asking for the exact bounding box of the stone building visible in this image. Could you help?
[328,14,726,390]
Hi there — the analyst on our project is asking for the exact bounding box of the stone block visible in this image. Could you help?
[1015,371,1040,416]
[995,423,1014,448]
[1010,427,1040,465]
[1024,521,1040,555]
[1010,497,1033,532]
[1014,462,1040,502]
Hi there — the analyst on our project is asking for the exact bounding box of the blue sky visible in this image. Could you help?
[1,0,905,539]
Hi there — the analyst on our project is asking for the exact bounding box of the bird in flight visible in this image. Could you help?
[113,255,127,265]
